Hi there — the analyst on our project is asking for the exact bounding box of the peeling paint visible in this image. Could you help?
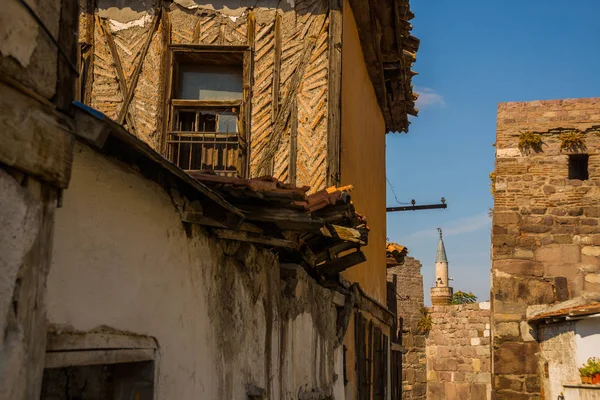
[108,13,152,32]
[0,0,40,67]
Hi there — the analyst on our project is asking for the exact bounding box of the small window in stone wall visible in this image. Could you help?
[569,154,589,180]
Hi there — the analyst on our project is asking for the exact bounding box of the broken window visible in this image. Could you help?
[41,361,154,400]
[568,154,589,180]
[42,332,156,400]
[166,47,250,177]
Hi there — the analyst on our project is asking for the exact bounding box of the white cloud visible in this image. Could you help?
[415,87,446,108]
[402,213,491,241]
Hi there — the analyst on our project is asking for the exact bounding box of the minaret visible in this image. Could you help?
[430,228,453,305]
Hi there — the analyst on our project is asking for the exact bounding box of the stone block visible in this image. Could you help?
[444,383,457,400]
[535,244,581,265]
[455,383,471,399]
[495,322,520,339]
[471,383,490,400]
[427,382,445,399]
[493,275,555,305]
[473,359,481,372]
[584,206,600,217]
[495,212,521,225]
[495,375,523,391]
[471,337,481,346]
[494,260,543,277]
[585,273,600,285]
[525,375,540,393]
[520,321,537,342]
[476,373,491,383]
[494,342,539,374]
[582,246,600,256]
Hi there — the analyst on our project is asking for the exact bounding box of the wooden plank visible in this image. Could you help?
[320,224,365,244]
[99,17,138,132]
[0,83,73,188]
[46,333,157,351]
[171,99,242,108]
[272,13,282,122]
[367,320,373,399]
[319,251,366,275]
[55,0,78,113]
[213,229,298,249]
[289,97,298,184]
[239,205,324,231]
[170,44,252,53]
[45,349,155,369]
[117,11,161,124]
[159,11,172,154]
[327,0,343,186]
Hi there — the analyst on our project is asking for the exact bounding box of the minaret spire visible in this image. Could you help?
[436,228,448,263]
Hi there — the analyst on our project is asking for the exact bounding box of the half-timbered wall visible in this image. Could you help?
[81,0,335,191]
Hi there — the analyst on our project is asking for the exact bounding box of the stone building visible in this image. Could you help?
[0,0,419,399]
[491,98,600,399]
[386,243,427,400]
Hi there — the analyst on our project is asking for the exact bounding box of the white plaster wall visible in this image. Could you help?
[575,318,600,367]
[47,142,341,399]
[539,322,580,400]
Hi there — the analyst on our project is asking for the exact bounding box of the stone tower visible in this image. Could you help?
[430,228,453,305]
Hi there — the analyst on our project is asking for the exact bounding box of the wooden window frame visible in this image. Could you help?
[162,45,252,178]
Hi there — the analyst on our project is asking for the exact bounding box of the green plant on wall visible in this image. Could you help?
[451,290,478,304]
[417,307,432,334]
[489,171,496,195]
[518,131,543,153]
[559,131,586,151]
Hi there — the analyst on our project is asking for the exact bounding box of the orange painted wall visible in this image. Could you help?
[339,0,387,305]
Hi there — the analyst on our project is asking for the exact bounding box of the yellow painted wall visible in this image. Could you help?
[340,0,387,305]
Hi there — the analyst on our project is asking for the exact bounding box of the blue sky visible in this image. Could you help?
[385,0,600,304]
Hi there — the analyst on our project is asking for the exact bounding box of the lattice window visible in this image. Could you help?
[166,47,250,177]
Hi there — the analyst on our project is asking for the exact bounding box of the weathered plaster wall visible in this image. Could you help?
[0,1,75,398]
[339,0,386,305]
[426,303,491,400]
[538,322,579,400]
[387,257,426,400]
[47,141,343,399]
[492,98,600,398]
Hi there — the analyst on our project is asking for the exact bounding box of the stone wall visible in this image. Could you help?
[426,303,491,400]
[386,256,426,400]
[492,98,600,398]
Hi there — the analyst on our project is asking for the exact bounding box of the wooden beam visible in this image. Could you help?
[213,229,298,249]
[239,205,325,231]
[318,251,366,275]
[272,13,282,122]
[0,83,73,188]
[55,0,78,114]
[320,224,365,244]
[45,349,155,369]
[159,11,172,155]
[98,17,138,133]
[289,97,298,184]
[46,333,157,351]
[327,0,343,186]
[117,11,161,124]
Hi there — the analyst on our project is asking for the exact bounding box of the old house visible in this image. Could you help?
[491,98,600,399]
[0,0,418,399]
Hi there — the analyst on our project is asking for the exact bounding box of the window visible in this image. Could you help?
[569,154,589,180]
[166,47,250,177]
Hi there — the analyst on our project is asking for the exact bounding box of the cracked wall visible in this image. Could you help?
[46,140,344,399]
